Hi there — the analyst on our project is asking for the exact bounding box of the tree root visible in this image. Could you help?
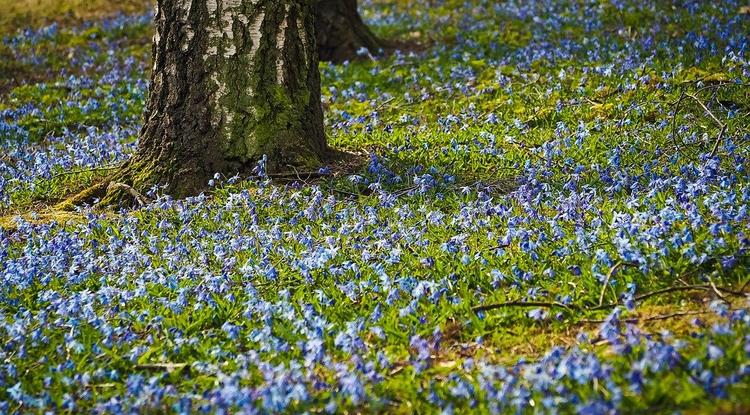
[55,181,109,211]
[56,179,148,211]
[107,182,149,206]
[56,148,365,212]
[56,159,156,211]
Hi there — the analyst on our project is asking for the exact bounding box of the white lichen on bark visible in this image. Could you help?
[248,10,265,60]
[275,4,290,84]
[297,16,308,69]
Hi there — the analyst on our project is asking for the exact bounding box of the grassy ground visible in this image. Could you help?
[0,0,151,95]
[1,0,750,413]
[0,0,150,36]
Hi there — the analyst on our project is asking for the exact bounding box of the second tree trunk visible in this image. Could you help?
[315,0,385,63]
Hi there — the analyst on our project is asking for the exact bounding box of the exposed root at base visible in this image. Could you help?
[107,182,149,206]
[56,160,154,211]
[55,181,109,211]
[57,148,367,211]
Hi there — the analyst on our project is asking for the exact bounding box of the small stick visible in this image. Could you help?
[375,96,397,111]
[472,301,578,314]
[592,284,745,311]
[684,92,727,156]
[286,164,309,184]
[579,310,711,325]
[598,261,636,307]
[475,284,746,315]
[709,124,726,158]
[484,243,511,253]
[684,93,724,126]
[706,273,728,304]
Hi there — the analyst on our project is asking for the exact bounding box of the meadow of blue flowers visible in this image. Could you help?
[1,0,750,413]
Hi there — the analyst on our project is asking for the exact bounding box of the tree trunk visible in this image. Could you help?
[78,0,327,204]
[60,0,387,209]
[315,0,385,63]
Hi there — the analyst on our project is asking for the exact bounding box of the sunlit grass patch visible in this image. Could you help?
[0,0,150,36]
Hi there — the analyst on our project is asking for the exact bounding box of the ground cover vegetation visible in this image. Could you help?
[1,0,750,413]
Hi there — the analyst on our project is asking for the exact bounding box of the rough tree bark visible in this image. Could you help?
[65,0,327,206]
[315,0,385,63]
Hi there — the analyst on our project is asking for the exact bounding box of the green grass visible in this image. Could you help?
[1,0,750,412]
[0,0,150,36]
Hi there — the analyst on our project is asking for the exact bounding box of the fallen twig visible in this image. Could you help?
[706,273,729,304]
[598,261,637,307]
[683,92,727,157]
[375,96,397,111]
[684,93,724,126]
[473,283,747,315]
[709,124,727,158]
[472,301,578,314]
[593,283,744,310]
[579,310,711,325]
